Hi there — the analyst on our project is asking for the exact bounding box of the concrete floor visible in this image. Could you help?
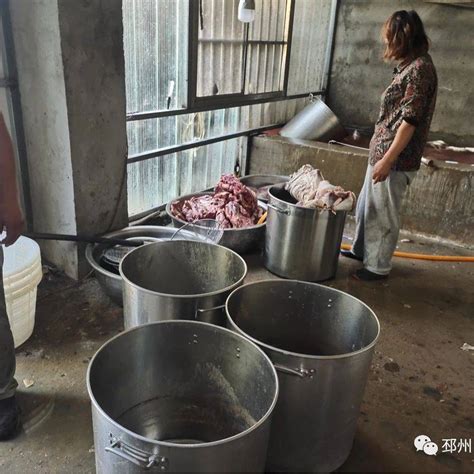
[0,232,472,473]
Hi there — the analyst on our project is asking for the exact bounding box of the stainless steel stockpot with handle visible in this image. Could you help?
[265,184,347,281]
[226,280,380,473]
[87,320,279,473]
[120,240,247,329]
[279,96,346,142]
[85,226,212,306]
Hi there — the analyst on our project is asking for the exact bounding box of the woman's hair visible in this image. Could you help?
[382,10,430,61]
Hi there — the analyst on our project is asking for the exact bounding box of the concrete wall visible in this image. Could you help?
[58,0,128,276]
[252,138,369,195]
[10,0,78,275]
[327,0,474,146]
[10,0,128,278]
[250,136,474,248]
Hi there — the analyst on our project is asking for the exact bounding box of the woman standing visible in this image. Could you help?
[341,10,438,281]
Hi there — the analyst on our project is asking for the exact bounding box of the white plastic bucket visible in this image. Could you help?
[2,237,42,348]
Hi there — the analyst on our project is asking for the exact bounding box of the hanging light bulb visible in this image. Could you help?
[238,0,255,23]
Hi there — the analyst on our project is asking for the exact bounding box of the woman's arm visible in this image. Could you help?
[372,120,416,183]
[0,114,24,246]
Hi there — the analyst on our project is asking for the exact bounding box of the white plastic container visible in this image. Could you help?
[2,237,42,348]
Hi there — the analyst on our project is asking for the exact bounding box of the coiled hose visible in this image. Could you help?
[340,243,474,262]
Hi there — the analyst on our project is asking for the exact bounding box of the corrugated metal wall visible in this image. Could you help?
[126,98,309,215]
[197,0,245,96]
[288,0,333,94]
[246,0,289,93]
[124,0,333,216]
[127,138,244,215]
[123,0,188,114]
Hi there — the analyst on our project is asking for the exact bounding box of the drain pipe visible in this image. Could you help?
[321,0,339,99]
[328,140,369,152]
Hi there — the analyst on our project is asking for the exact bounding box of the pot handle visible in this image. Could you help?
[267,203,290,215]
[274,364,315,378]
[195,304,226,319]
[106,437,169,470]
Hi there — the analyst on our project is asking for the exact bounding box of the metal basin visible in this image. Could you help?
[226,280,380,473]
[120,240,247,329]
[87,320,279,473]
[265,184,347,281]
[166,192,267,254]
[85,226,210,306]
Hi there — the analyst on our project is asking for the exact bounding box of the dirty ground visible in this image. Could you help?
[0,231,472,473]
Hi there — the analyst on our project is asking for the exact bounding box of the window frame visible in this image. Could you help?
[125,0,336,124]
[124,0,338,218]
[187,0,296,110]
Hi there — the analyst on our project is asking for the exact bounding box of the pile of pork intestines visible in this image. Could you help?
[285,164,356,212]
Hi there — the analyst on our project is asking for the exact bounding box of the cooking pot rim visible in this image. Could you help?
[119,240,248,299]
[268,184,348,214]
[87,320,279,449]
[225,279,381,360]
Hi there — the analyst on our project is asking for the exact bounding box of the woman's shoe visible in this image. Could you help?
[352,268,388,281]
[0,396,20,441]
[340,249,363,262]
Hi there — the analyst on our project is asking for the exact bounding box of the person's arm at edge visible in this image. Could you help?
[372,120,416,184]
[0,113,24,246]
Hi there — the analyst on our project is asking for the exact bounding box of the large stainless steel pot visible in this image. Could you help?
[87,320,279,473]
[166,192,267,254]
[226,280,380,473]
[120,240,247,329]
[265,184,347,281]
[280,97,346,142]
[85,226,210,306]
